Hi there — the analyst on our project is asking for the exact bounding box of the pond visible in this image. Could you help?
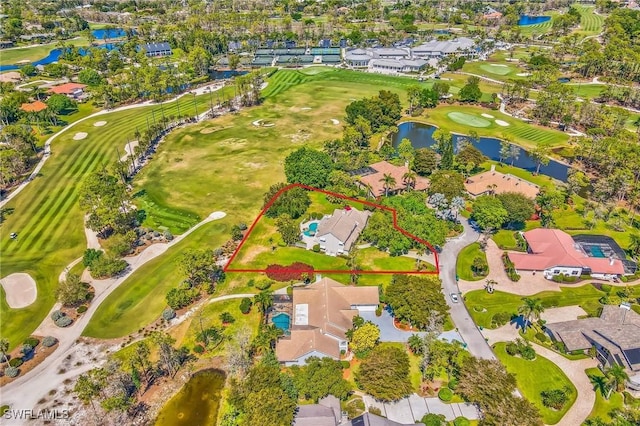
[0,44,119,71]
[518,15,551,26]
[92,28,127,39]
[154,369,225,426]
[391,121,570,182]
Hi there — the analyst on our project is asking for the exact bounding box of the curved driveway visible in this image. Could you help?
[440,219,496,360]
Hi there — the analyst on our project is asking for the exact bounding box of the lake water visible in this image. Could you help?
[154,369,225,426]
[92,28,126,39]
[391,121,569,181]
[0,44,119,71]
[518,15,551,26]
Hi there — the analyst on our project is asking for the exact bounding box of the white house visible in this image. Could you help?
[313,207,371,256]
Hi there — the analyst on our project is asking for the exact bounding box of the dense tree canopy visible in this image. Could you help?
[385,275,449,330]
[263,183,311,219]
[356,345,412,402]
[428,170,465,199]
[284,147,334,188]
[471,195,509,232]
[496,192,535,227]
[290,357,352,402]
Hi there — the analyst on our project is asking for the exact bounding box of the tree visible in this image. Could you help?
[284,147,333,188]
[518,297,545,329]
[450,196,466,219]
[291,357,352,402]
[78,68,104,87]
[536,189,564,228]
[433,129,454,170]
[566,171,589,197]
[74,372,103,417]
[150,332,182,378]
[356,345,412,402]
[397,138,415,165]
[455,144,485,174]
[385,275,449,330]
[629,234,640,259]
[428,170,465,199]
[349,321,380,355]
[253,291,274,320]
[604,364,629,397]
[402,170,417,191]
[179,249,222,287]
[243,388,296,426]
[531,141,551,175]
[407,85,421,114]
[263,183,311,219]
[380,173,397,197]
[275,214,300,245]
[78,169,134,236]
[414,148,438,176]
[471,196,508,232]
[459,76,482,103]
[0,338,9,367]
[457,358,541,426]
[496,192,535,228]
[56,273,89,307]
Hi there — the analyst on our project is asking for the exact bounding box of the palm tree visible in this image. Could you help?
[380,173,396,197]
[590,373,609,398]
[628,233,640,259]
[518,297,545,330]
[604,364,629,398]
[254,291,273,323]
[402,171,417,191]
[0,338,9,367]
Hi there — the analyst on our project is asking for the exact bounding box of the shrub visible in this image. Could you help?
[4,366,19,378]
[447,379,459,390]
[8,358,23,368]
[375,306,382,317]
[421,413,447,426]
[21,344,33,356]
[77,305,88,314]
[23,337,39,348]
[286,286,293,296]
[535,332,548,343]
[553,341,566,353]
[492,312,512,327]
[55,316,73,327]
[237,223,248,231]
[541,388,568,410]
[265,262,314,282]
[438,387,453,401]
[164,230,174,241]
[368,407,382,416]
[505,342,519,356]
[42,336,57,347]
[453,417,471,426]
[247,279,255,287]
[520,345,536,360]
[82,248,102,267]
[51,310,64,321]
[340,360,351,369]
[219,312,235,324]
[312,244,321,253]
[193,345,205,354]
[255,279,272,290]
[89,255,128,278]
[162,308,176,321]
[239,298,252,314]
[600,284,612,294]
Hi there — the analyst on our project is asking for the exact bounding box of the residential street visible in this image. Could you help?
[439,219,496,360]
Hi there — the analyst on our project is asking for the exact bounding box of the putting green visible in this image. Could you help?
[447,112,492,128]
[479,64,513,76]
[298,67,335,76]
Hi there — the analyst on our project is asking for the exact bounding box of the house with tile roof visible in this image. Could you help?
[20,101,47,113]
[508,228,626,280]
[356,161,429,198]
[275,277,379,366]
[312,207,371,256]
[546,304,640,390]
[48,82,87,99]
[464,165,539,199]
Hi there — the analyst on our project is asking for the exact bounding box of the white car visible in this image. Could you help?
[450,293,459,303]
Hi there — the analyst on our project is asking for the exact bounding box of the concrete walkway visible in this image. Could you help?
[0,212,226,411]
[363,394,479,423]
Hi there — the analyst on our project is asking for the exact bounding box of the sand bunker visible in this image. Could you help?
[73,132,88,140]
[489,64,509,67]
[516,72,531,77]
[330,119,340,125]
[1,273,37,308]
[252,119,274,127]
[252,119,263,127]
[93,121,107,127]
[495,119,510,127]
[481,113,495,119]
[200,127,218,134]
[300,107,312,111]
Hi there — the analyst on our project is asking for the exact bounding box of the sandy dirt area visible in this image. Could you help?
[93,121,107,127]
[72,132,88,140]
[1,273,37,308]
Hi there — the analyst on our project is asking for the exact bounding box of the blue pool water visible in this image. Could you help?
[518,15,551,26]
[590,246,606,258]
[272,313,291,332]
[303,222,318,237]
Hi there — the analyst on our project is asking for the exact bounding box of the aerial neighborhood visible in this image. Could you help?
[1,1,640,426]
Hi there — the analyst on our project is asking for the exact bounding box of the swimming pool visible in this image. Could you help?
[590,246,606,258]
[303,222,318,237]
[272,313,291,332]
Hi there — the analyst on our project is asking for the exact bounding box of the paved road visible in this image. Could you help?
[439,219,496,360]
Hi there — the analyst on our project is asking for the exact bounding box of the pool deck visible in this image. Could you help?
[300,220,321,249]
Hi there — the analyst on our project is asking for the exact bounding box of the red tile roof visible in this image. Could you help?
[20,101,48,113]
[48,82,86,95]
[509,229,625,275]
[358,161,429,197]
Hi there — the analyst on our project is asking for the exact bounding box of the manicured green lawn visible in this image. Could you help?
[447,112,492,128]
[568,83,606,99]
[1,89,233,349]
[410,105,569,150]
[572,4,605,37]
[492,230,519,250]
[456,243,488,281]
[465,285,609,329]
[0,36,91,65]
[494,342,577,425]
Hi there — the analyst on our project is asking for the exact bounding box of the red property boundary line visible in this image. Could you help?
[223,183,440,275]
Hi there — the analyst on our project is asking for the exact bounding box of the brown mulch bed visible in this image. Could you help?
[0,338,59,386]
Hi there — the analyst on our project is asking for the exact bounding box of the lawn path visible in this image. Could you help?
[0,82,225,209]
[0,211,226,410]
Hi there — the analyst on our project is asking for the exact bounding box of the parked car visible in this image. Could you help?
[450,293,459,303]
